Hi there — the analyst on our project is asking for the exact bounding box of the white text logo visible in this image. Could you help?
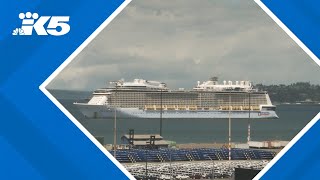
[12,12,70,36]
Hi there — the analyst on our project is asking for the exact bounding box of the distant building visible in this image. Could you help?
[121,134,169,149]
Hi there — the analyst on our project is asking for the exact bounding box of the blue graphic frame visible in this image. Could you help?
[0,0,319,179]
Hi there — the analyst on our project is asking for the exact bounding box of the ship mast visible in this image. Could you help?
[247,92,251,143]
[160,89,163,136]
[228,92,232,161]
[110,80,119,158]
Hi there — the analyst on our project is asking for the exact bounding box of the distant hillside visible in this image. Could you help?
[48,89,91,100]
[254,82,320,104]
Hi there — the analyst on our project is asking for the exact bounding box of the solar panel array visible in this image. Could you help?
[109,148,276,163]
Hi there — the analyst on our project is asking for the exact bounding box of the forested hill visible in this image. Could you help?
[254,82,320,104]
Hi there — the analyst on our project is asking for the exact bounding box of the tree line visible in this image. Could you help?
[254,82,320,103]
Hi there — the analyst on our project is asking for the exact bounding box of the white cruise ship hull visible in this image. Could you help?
[75,103,278,119]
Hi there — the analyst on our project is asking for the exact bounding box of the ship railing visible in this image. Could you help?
[218,105,260,111]
[143,105,260,111]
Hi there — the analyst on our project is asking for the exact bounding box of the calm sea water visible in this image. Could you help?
[51,89,320,144]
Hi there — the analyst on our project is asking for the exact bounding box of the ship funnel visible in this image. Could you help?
[236,81,239,85]
[223,80,226,85]
[240,81,244,86]
[228,81,232,85]
[197,81,200,86]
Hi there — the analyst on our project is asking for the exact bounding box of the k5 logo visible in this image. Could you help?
[12,12,70,36]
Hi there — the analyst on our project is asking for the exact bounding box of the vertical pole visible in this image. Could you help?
[145,137,152,180]
[170,149,172,180]
[228,92,231,161]
[160,89,163,136]
[205,155,214,179]
[247,92,251,143]
[200,92,202,109]
[145,147,148,179]
[212,158,214,180]
[113,84,117,158]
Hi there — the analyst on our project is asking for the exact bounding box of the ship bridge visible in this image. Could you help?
[112,79,168,91]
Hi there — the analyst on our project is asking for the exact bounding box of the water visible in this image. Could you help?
[50,89,320,144]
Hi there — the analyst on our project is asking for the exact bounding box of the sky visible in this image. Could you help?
[48,0,320,91]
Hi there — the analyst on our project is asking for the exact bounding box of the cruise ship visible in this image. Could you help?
[74,77,278,119]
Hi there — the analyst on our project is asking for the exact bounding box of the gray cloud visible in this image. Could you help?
[48,0,320,90]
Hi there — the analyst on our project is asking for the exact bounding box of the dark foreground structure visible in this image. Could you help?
[234,168,260,180]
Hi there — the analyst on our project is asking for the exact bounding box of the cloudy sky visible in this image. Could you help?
[48,0,320,91]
